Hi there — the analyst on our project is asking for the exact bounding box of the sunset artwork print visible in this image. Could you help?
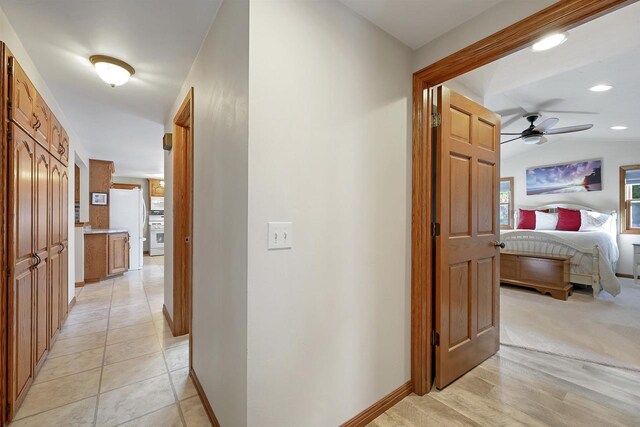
[526,160,602,195]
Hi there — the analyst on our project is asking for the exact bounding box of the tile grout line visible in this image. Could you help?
[143,263,189,427]
[93,278,116,426]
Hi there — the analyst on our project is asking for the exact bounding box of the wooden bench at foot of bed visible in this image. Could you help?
[500,251,572,300]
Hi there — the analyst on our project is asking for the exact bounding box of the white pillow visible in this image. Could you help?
[535,211,558,230]
[580,209,612,232]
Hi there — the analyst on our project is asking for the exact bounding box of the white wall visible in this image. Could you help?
[413,0,556,72]
[112,176,151,252]
[164,0,249,425]
[247,2,411,425]
[502,139,640,275]
[1,6,89,303]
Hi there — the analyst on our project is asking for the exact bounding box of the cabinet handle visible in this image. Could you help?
[32,253,38,268]
[60,243,65,254]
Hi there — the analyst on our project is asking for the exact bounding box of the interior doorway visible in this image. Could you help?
[410,0,633,395]
[171,88,194,338]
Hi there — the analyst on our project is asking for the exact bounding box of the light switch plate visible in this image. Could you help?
[268,222,292,250]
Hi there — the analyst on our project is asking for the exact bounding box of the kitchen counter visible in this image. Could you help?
[84,228,129,235]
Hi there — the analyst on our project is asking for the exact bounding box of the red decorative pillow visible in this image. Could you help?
[556,208,581,231]
[517,209,537,229]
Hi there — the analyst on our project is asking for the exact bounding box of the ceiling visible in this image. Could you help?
[340,0,503,50]
[449,1,640,159]
[0,0,221,177]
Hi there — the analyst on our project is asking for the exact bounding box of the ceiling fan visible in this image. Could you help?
[500,113,593,145]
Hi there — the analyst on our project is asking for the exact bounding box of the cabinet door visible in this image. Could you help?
[10,57,37,134]
[108,233,129,275]
[60,167,69,318]
[149,178,165,197]
[33,94,51,149]
[50,115,63,161]
[9,125,36,412]
[61,128,69,165]
[49,160,63,339]
[34,144,50,370]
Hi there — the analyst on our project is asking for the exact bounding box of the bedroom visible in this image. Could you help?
[445,2,640,372]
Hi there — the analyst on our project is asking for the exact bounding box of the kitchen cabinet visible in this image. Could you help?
[149,178,164,197]
[84,231,130,282]
[4,50,70,420]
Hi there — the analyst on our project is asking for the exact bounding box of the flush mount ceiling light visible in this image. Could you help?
[89,55,135,87]
[532,33,567,52]
[522,135,543,145]
[611,125,628,130]
[589,84,613,92]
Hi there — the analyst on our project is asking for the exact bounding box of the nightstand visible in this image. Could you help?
[634,244,640,283]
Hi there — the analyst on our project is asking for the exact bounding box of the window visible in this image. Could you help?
[620,165,640,234]
[500,177,514,230]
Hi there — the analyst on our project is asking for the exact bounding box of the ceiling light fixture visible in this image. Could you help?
[589,84,613,92]
[611,126,628,130]
[89,55,135,87]
[522,135,543,145]
[532,33,568,52]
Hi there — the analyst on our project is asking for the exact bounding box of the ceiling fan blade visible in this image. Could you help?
[501,115,523,129]
[545,124,593,135]
[500,132,522,135]
[536,137,549,145]
[542,110,598,115]
[534,117,559,132]
[495,107,526,117]
[500,136,522,145]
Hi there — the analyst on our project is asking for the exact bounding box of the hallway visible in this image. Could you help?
[10,257,210,426]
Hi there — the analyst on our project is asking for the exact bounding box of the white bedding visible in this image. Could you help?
[500,229,621,296]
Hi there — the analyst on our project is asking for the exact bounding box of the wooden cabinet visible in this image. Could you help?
[5,52,70,420]
[61,128,69,165]
[108,233,129,275]
[85,232,130,282]
[50,115,63,161]
[500,252,572,300]
[149,178,164,197]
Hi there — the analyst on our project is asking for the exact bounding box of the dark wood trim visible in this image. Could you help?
[74,281,85,288]
[411,0,636,396]
[340,381,413,427]
[616,273,634,279]
[111,183,141,190]
[162,304,174,335]
[619,164,640,234]
[172,88,194,340]
[189,368,221,427]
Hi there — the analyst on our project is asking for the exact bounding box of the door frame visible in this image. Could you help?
[171,88,194,340]
[410,0,636,395]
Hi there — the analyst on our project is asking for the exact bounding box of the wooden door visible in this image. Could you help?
[50,114,63,160]
[60,167,69,318]
[8,124,36,411]
[34,143,50,370]
[108,233,129,275]
[49,159,63,340]
[9,57,37,135]
[33,94,51,149]
[434,87,501,388]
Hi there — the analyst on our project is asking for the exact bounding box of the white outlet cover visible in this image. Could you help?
[268,222,292,250]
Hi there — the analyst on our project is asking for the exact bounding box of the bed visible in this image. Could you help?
[500,203,621,297]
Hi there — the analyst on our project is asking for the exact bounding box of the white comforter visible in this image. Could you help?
[500,230,621,296]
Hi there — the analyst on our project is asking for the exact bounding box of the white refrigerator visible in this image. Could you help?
[110,188,146,270]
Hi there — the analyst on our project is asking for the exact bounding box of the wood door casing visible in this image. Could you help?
[435,87,500,389]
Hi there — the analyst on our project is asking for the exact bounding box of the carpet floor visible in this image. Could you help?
[500,277,640,371]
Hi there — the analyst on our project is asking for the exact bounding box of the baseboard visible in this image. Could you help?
[616,273,634,279]
[162,304,174,335]
[340,381,413,427]
[68,296,77,310]
[189,368,221,427]
[75,281,85,288]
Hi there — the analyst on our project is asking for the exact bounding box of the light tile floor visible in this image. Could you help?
[10,256,211,427]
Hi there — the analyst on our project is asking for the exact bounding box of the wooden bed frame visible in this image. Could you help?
[501,203,618,296]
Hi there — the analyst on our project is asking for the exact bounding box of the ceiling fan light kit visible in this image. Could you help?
[532,33,567,52]
[90,55,135,87]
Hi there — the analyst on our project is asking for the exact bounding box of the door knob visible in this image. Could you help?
[494,241,506,249]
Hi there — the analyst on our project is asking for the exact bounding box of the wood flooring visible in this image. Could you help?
[369,346,640,426]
